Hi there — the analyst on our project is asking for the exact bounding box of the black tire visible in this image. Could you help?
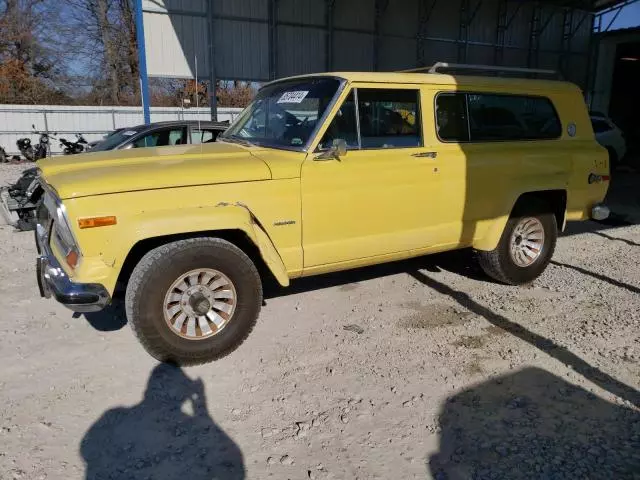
[477,211,557,285]
[125,237,262,365]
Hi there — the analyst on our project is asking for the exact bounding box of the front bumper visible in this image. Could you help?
[35,224,110,313]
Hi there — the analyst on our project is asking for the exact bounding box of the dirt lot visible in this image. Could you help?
[1,163,639,479]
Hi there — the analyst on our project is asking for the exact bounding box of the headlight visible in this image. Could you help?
[44,191,82,269]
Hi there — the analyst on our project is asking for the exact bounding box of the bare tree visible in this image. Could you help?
[0,0,70,104]
[59,0,139,105]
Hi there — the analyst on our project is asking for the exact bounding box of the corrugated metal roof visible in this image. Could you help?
[142,0,597,87]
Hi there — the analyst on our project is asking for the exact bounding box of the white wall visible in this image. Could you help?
[0,105,243,156]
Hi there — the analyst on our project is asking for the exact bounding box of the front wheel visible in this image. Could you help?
[125,237,263,365]
[477,213,557,285]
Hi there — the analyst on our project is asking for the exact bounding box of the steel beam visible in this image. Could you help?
[494,0,508,65]
[586,13,602,107]
[558,8,573,76]
[268,0,278,80]
[527,3,542,69]
[135,0,151,124]
[325,0,335,70]
[417,0,438,67]
[207,0,217,120]
[457,0,469,62]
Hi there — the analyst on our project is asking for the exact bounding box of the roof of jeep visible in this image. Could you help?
[266,71,580,93]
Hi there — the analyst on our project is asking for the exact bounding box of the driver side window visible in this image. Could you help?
[318,91,358,150]
[319,88,422,150]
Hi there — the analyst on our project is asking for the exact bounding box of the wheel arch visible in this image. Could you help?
[474,189,567,252]
[115,207,290,292]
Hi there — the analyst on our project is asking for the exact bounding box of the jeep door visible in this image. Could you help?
[300,84,442,268]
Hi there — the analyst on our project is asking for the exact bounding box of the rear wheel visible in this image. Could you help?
[477,212,557,285]
[125,237,262,365]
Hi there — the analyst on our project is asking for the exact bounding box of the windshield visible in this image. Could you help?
[91,128,142,152]
[221,77,342,150]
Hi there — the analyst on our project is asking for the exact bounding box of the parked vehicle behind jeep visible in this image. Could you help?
[2,121,229,232]
[34,67,610,365]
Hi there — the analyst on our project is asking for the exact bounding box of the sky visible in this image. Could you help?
[599,2,640,31]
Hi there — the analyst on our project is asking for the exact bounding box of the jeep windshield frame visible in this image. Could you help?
[220,76,346,152]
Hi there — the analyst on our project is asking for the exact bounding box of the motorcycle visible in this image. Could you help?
[1,131,90,230]
[16,137,34,161]
[16,125,54,162]
[59,134,88,155]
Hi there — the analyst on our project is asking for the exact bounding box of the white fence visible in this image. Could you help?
[0,105,243,155]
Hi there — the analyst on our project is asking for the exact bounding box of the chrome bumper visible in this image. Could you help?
[35,224,110,313]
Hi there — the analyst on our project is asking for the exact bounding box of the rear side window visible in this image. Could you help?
[435,93,469,142]
[591,119,612,134]
[435,93,561,142]
[133,128,185,148]
[192,128,221,144]
[468,94,561,141]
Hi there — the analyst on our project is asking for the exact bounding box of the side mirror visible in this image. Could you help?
[314,138,347,161]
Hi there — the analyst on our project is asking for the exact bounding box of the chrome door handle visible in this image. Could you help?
[412,152,438,158]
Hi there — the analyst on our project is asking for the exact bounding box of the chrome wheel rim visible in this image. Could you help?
[509,217,545,267]
[163,268,237,340]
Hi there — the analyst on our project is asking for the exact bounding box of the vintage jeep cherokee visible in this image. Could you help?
[35,68,610,364]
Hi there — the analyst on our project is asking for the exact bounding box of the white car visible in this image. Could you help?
[590,113,627,168]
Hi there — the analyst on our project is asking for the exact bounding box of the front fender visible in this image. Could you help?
[68,202,290,294]
[130,203,290,287]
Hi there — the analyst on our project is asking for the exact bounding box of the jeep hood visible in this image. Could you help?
[38,142,272,199]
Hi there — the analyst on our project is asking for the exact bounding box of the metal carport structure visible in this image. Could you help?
[134,0,633,122]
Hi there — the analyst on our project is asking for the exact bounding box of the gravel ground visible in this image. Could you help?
[0,163,639,480]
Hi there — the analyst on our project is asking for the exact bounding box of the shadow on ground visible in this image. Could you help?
[551,260,640,295]
[80,363,245,480]
[264,249,488,299]
[79,298,128,331]
[410,270,640,408]
[429,367,640,480]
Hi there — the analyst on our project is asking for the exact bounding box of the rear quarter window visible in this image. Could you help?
[435,92,562,143]
[467,94,561,141]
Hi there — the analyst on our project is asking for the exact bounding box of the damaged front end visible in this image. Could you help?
[0,168,43,231]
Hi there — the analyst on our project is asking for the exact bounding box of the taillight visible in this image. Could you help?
[588,173,610,184]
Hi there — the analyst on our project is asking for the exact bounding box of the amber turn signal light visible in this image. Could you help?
[78,216,117,229]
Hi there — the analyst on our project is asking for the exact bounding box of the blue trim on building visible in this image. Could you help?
[135,0,151,124]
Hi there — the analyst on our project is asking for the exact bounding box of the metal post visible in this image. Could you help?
[417,0,437,67]
[494,0,507,66]
[42,110,49,134]
[134,0,151,124]
[111,109,116,129]
[586,13,602,108]
[558,8,573,77]
[207,0,217,120]
[268,0,278,80]
[325,0,335,70]
[374,0,381,70]
[527,3,541,70]
[457,0,469,62]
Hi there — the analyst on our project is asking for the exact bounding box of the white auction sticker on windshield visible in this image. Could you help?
[277,91,309,104]
[122,130,137,136]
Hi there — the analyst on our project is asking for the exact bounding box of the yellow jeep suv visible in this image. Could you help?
[35,66,610,364]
